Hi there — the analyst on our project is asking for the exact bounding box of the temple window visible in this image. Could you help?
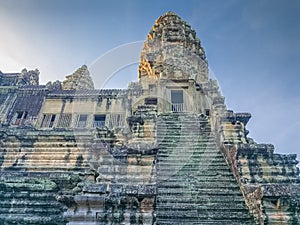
[77,114,88,128]
[57,114,72,128]
[205,109,210,116]
[107,113,124,128]
[41,114,56,128]
[13,111,28,125]
[93,114,106,128]
[171,90,184,112]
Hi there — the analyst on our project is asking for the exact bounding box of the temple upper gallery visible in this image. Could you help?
[0,12,299,225]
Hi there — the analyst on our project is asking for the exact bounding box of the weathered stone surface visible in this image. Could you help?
[0,68,39,87]
[0,11,299,225]
[139,11,208,89]
[62,65,94,90]
[215,104,300,224]
[0,172,81,225]
[46,80,62,91]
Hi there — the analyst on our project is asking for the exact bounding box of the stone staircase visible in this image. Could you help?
[155,113,255,225]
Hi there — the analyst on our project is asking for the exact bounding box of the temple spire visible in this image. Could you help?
[138,12,208,87]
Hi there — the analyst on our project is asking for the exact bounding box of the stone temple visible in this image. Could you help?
[0,12,299,225]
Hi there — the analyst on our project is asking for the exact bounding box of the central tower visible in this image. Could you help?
[137,12,210,114]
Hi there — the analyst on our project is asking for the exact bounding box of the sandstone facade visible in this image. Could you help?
[0,12,299,225]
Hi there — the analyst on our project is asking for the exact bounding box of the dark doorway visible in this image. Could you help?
[93,114,106,127]
[171,90,183,112]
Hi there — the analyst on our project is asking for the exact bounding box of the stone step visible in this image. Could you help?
[0,200,61,207]
[0,214,63,225]
[157,184,241,192]
[2,142,81,147]
[2,157,90,163]
[156,204,250,212]
[1,166,88,172]
[1,163,90,169]
[156,159,226,164]
[157,151,224,156]
[157,140,202,144]
[1,158,89,163]
[157,150,217,155]
[156,180,238,185]
[156,209,198,218]
[157,150,224,156]
[156,196,247,204]
[158,141,213,145]
[157,152,223,156]
[157,145,214,150]
[156,220,253,225]
[157,123,209,126]
[156,131,203,134]
[156,126,210,129]
[157,116,209,122]
[2,142,108,149]
[155,204,248,211]
[156,125,206,130]
[157,126,208,130]
[156,132,211,137]
[157,132,211,136]
[157,145,216,150]
[157,174,237,181]
[157,188,242,195]
[156,173,237,180]
[158,179,240,186]
[156,162,230,168]
[156,127,207,130]
[158,146,217,150]
[158,147,220,151]
[1,147,89,152]
[156,125,211,128]
[0,207,61,214]
[156,156,223,161]
[157,121,208,125]
[0,192,55,199]
[158,138,215,141]
[157,117,203,121]
[157,152,224,157]
[157,157,228,163]
[156,218,254,225]
[156,154,226,160]
[156,163,230,169]
[155,195,247,204]
[157,128,203,131]
[157,210,253,220]
[66,223,98,225]
[156,166,230,171]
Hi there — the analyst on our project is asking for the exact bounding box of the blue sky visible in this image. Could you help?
[0,0,300,159]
